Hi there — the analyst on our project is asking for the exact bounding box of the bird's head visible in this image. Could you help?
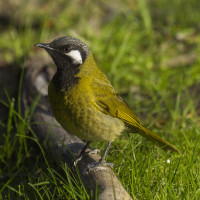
[35,36,90,68]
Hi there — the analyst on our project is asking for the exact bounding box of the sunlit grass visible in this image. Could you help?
[0,0,200,199]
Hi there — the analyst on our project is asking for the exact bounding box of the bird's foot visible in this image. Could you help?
[83,159,114,174]
[74,149,100,166]
[88,148,100,155]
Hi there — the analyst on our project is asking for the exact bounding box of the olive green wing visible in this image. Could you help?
[91,77,179,153]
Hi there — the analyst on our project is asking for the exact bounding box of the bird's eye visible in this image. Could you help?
[63,46,71,53]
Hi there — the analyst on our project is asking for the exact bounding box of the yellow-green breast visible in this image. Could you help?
[48,53,125,142]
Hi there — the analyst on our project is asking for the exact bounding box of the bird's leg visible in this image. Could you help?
[74,141,91,165]
[74,141,100,165]
[97,142,112,166]
[86,142,113,172]
[80,141,91,156]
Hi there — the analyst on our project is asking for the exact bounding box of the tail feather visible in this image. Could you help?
[138,126,179,153]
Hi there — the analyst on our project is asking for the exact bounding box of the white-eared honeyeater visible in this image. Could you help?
[35,36,179,169]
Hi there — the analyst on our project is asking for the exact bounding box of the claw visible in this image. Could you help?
[87,149,100,155]
[83,161,114,174]
[74,148,100,166]
[74,156,83,166]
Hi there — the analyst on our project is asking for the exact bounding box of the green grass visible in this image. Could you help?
[0,0,200,199]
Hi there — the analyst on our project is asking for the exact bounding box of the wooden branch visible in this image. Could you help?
[23,52,133,200]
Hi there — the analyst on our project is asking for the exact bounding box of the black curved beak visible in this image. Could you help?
[35,43,51,50]
[35,43,60,54]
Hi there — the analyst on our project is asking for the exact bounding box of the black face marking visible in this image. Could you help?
[36,36,91,91]
[52,65,80,92]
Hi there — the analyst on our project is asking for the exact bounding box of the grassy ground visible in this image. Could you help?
[0,0,200,199]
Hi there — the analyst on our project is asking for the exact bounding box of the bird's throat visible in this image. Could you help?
[52,53,96,92]
[52,62,80,92]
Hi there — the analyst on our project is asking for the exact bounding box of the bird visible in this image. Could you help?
[35,36,179,170]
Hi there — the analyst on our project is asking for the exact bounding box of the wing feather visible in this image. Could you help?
[90,68,179,153]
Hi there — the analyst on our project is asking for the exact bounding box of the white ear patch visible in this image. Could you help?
[65,50,82,65]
